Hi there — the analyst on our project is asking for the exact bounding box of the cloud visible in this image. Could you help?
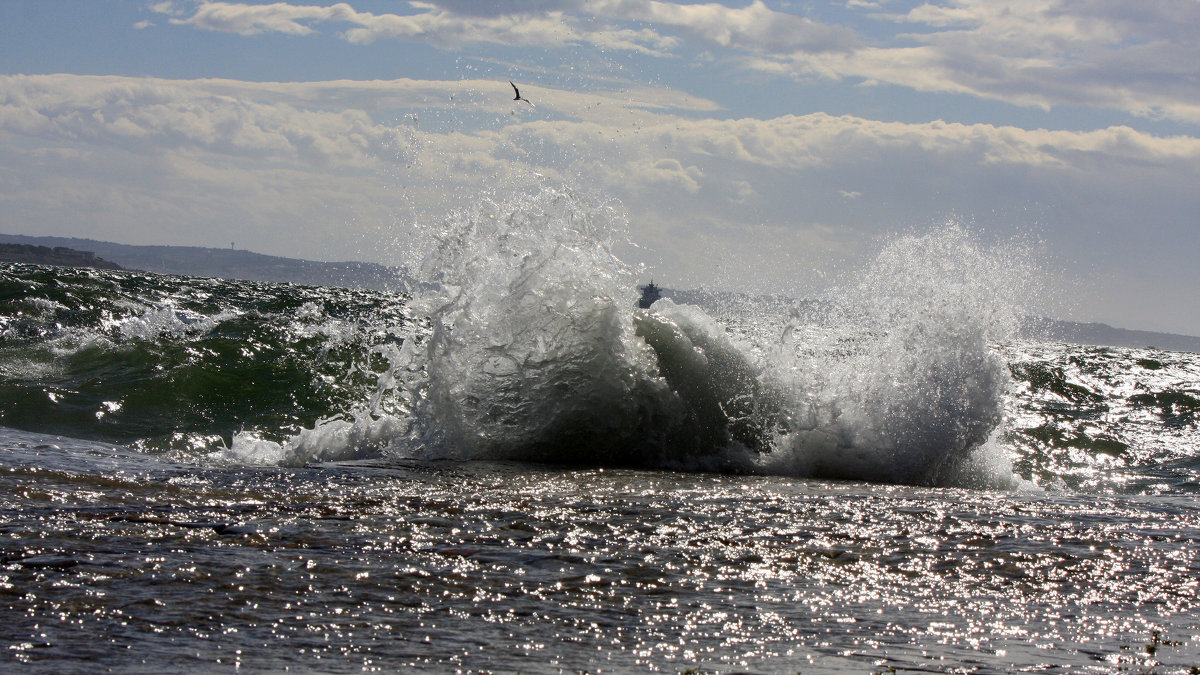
[151,1,1200,124]
[624,157,704,194]
[583,0,859,54]
[830,0,1200,123]
[168,1,366,36]
[0,74,419,169]
[7,72,1199,212]
[4,73,1200,331]
[157,1,678,53]
[156,0,856,55]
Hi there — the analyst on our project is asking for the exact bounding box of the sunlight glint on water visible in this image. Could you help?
[1,189,1199,671]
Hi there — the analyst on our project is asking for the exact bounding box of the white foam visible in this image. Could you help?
[112,303,222,341]
[755,224,1035,486]
[408,186,678,463]
[213,414,408,467]
[208,197,1033,491]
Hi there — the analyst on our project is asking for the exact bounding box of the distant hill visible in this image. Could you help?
[1020,317,1200,354]
[0,234,413,292]
[663,287,1200,354]
[0,243,124,270]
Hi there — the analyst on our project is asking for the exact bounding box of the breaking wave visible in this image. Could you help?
[9,187,1149,490]
[332,186,1030,487]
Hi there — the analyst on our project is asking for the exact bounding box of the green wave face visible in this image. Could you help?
[0,264,416,456]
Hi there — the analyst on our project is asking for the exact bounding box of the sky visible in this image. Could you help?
[1,1,1199,335]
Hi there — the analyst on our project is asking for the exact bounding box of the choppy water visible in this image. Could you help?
[2,188,1199,671]
[3,435,1198,673]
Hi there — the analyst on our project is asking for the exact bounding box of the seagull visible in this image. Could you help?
[509,81,534,106]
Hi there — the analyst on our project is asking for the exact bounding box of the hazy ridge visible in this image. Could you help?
[0,243,124,270]
[0,234,412,292]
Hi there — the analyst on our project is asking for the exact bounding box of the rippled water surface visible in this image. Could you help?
[2,430,1198,673]
[3,201,1200,671]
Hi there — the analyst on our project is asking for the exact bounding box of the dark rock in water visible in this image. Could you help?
[0,243,123,270]
[637,281,663,309]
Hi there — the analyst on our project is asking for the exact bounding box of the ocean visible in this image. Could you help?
[1,187,1198,672]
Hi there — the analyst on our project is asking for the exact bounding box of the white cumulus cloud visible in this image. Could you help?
[4,73,1200,332]
[150,1,1200,124]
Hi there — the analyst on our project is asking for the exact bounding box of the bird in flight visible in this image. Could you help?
[509,81,534,106]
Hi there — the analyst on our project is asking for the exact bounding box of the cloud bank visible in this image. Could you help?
[150,0,1200,124]
[4,72,1199,332]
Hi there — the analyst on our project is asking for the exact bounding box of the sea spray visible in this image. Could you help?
[407,187,687,464]
[760,224,1035,487]
[184,177,1039,487]
[219,197,1035,486]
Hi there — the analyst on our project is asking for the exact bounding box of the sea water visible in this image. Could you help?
[1,187,1198,672]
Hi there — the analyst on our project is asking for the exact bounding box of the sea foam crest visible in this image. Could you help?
[112,303,221,341]
[210,305,420,468]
